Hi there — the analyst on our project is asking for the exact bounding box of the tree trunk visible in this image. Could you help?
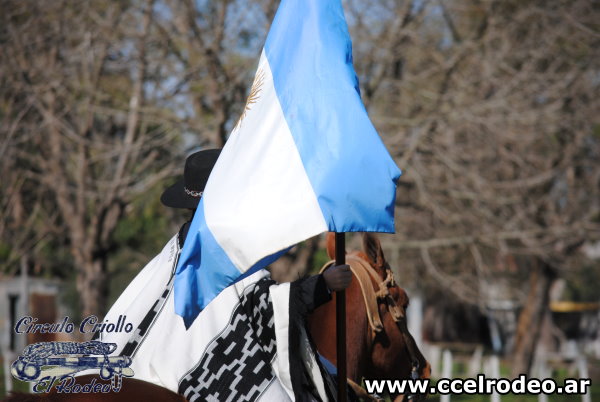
[75,257,109,319]
[511,260,556,377]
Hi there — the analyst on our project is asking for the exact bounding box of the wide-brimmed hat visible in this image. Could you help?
[160,149,221,209]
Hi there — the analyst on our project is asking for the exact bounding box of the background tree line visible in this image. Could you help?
[1,0,599,376]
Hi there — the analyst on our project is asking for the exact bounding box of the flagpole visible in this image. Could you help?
[335,232,347,402]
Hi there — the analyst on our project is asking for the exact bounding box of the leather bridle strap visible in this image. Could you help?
[395,314,428,401]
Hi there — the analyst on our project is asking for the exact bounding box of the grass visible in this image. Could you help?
[421,357,599,402]
[425,381,599,402]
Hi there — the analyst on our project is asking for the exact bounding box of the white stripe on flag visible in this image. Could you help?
[203,51,328,271]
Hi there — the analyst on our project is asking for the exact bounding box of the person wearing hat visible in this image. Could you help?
[90,148,352,400]
[90,149,224,355]
[159,148,221,248]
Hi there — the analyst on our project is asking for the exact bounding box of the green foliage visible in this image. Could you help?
[107,183,179,305]
[60,270,83,322]
[310,248,330,275]
[562,262,600,302]
[0,241,10,263]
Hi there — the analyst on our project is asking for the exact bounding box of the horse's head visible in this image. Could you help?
[325,232,411,320]
[360,233,409,310]
[326,232,430,401]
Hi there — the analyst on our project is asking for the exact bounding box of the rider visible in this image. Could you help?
[96,149,352,401]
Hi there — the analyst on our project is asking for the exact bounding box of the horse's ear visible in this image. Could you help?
[326,232,336,260]
[363,233,385,268]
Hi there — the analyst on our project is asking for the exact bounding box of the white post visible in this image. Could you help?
[427,344,441,378]
[487,355,500,402]
[408,292,423,349]
[593,336,600,360]
[19,257,29,353]
[577,354,591,402]
[468,346,483,377]
[2,349,13,393]
[536,357,549,402]
[441,349,453,402]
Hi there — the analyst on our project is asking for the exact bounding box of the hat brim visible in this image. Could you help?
[160,178,201,209]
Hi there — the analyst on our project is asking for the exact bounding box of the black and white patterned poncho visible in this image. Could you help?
[92,235,336,402]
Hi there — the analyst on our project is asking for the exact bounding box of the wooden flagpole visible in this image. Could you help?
[335,232,347,402]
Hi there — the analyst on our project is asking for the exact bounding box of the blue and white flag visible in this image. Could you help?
[175,0,401,327]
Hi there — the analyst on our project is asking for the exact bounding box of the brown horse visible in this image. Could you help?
[3,233,428,402]
[2,376,185,402]
[309,233,430,401]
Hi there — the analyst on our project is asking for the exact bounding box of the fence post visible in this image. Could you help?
[428,344,441,379]
[2,349,13,394]
[535,356,549,402]
[468,346,483,377]
[441,349,453,402]
[577,354,591,402]
[485,355,501,402]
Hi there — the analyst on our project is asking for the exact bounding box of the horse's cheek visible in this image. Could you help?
[372,317,412,380]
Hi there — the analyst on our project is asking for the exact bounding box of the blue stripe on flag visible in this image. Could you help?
[264,0,401,233]
[175,200,290,328]
[174,200,243,328]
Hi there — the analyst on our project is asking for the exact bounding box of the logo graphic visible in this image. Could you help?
[234,68,265,131]
[11,341,134,393]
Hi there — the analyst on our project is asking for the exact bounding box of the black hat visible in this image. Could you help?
[160,149,221,209]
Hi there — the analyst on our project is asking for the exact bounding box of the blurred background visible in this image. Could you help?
[1,0,599,400]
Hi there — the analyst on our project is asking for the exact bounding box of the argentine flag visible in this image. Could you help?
[175,0,401,327]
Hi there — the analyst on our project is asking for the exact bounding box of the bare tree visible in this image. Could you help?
[152,0,280,147]
[1,0,181,316]
[347,0,600,375]
[0,0,283,317]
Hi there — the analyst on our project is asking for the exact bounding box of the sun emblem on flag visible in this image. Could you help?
[234,68,265,131]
